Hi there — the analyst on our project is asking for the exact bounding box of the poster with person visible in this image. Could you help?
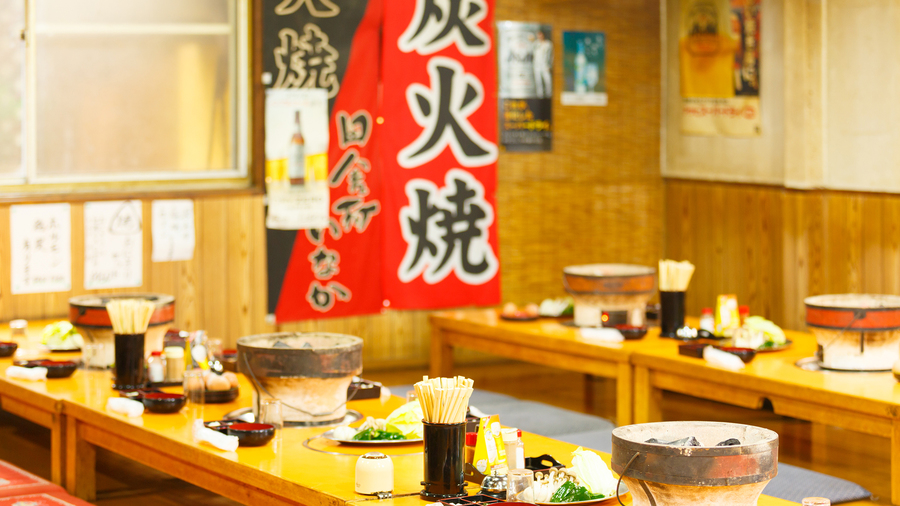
[679,0,761,136]
[497,22,552,152]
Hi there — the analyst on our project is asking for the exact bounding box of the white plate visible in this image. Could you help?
[321,429,423,445]
[534,482,628,506]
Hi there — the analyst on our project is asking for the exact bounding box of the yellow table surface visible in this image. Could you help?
[0,321,798,505]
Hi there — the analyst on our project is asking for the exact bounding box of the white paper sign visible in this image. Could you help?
[265,182,330,230]
[10,203,72,294]
[151,199,195,262]
[83,200,143,290]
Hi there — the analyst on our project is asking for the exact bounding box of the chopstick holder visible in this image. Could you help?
[703,346,746,371]
[192,420,239,452]
[106,397,145,417]
[6,366,47,381]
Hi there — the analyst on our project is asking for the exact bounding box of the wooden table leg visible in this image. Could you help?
[892,418,900,506]
[615,363,633,427]
[583,374,595,414]
[430,327,454,378]
[65,417,96,501]
[633,365,661,423]
[50,412,66,487]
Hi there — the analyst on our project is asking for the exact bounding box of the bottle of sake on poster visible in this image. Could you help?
[288,110,306,185]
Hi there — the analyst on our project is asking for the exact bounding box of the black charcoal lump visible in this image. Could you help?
[645,436,701,447]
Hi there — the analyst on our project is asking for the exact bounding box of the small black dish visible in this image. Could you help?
[15,359,78,378]
[142,392,186,414]
[227,422,275,447]
[204,419,243,433]
[714,346,757,364]
[204,387,239,404]
[614,324,648,340]
[0,342,18,358]
[677,343,707,359]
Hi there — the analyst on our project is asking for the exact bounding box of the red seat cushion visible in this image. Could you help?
[0,461,63,498]
[0,492,94,506]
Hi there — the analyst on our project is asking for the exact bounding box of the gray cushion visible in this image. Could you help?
[763,463,871,504]
[481,400,615,437]
[387,385,523,409]
[555,429,614,454]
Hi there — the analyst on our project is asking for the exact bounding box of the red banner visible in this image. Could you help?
[267,0,385,321]
[381,0,501,309]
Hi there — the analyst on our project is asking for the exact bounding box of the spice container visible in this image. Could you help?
[147,351,166,384]
[465,432,478,466]
[699,308,714,332]
[501,428,524,470]
[164,346,185,382]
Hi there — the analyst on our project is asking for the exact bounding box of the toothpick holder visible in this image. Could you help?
[113,333,146,390]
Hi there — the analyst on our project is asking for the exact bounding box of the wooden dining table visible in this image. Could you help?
[630,327,900,505]
[430,309,671,426]
[0,320,800,505]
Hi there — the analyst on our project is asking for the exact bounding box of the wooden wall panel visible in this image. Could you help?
[0,0,663,370]
[666,179,900,332]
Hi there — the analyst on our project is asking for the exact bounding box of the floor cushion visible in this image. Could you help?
[0,461,63,498]
[0,492,94,506]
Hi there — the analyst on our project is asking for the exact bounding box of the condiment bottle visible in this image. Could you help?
[699,308,714,332]
[164,346,185,382]
[502,428,525,470]
[147,351,166,384]
[738,305,750,325]
[465,432,478,466]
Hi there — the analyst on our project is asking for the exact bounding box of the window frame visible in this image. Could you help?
[0,0,253,194]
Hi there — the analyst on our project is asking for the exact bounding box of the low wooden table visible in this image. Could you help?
[430,309,668,426]
[630,328,900,505]
[0,349,800,505]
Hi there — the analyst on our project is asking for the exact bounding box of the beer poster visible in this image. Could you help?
[497,22,552,152]
[679,0,761,136]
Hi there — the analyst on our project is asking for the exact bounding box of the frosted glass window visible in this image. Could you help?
[30,0,244,182]
[0,2,24,178]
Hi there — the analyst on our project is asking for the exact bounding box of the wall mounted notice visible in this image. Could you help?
[561,31,607,106]
[679,0,760,136]
[497,21,553,151]
[9,203,71,294]
[84,200,143,290]
[151,199,195,262]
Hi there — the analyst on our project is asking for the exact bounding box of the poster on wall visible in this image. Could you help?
[381,0,501,309]
[264,88,330,231]
[561,31,607,106]
[9,203,71,294]
[83,200,143,290]
[497,21,552,152]
[263,0,384,321]
[679,0,760,136]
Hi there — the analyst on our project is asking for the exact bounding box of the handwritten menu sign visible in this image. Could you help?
[10,203,72,294]
[151,199,195,262]
[83,200,143,290]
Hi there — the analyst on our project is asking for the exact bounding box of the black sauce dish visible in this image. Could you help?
[142,392,187,414]
[227,423,276,447]
[0,342,17,358]
[15,359,78,378]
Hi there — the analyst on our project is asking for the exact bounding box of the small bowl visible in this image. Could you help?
[715,346,757,364]
[227,422,275,447]
[0,342,18,358]
[142,393,186,414]
[35,360,78,378]
[614,325,647,340]
[204,387,239,404]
